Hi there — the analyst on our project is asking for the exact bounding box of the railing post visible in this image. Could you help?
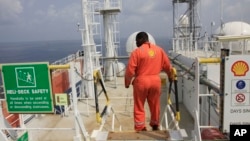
[219,49,229,132]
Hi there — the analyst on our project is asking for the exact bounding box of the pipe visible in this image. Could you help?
[198,58,221,64]
[0,64,70,70]
[216,35,250,42]
[169,56,221,94]
[49,64,70,69]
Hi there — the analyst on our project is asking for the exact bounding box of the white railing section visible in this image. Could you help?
[193,57,221,141]
[172,35,250,59]
[172,37,221,58]
[160,105,180,130]
[51,53,80,65]
[100,0,122,10]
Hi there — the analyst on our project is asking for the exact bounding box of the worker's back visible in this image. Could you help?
[130,42,171,77]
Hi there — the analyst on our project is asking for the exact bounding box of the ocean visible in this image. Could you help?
[0,38,171,64]
[0,40,82,64]
[0,38,171,86]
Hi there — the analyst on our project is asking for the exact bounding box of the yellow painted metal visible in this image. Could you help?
[49,64,70,69]
[167,96,172,105]
[0,64,71,70]
[169,67,177,81]
[198,58,221,64]
[96,113,102,123]
[93,69,111,123]
[172,67,177,81]
[176,112,180,121]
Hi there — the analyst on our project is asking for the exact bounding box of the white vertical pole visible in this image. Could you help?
[81,0,95,98]
[70,63,82,141]
[103,10,115,81]
[194,58,202,141]
[195,58,200,115]
[19,114,25,128]
[112,113,115,131]
[0,102,9,141]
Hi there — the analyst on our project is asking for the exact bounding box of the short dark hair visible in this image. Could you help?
[136,31,149,42]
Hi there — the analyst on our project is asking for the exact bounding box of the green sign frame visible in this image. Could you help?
[17,131,29,141]
[1,62,54,113]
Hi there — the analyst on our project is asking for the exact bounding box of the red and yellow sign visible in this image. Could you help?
[231,60,249,76]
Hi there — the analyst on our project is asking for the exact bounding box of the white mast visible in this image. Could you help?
[100,0,121,81]
[80,0,102,98]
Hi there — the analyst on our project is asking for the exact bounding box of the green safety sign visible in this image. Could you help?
[1,62,54,113]
[17,131,29,141]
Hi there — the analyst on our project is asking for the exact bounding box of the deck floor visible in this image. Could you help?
[107,130,169,140]
[22,75,194,141]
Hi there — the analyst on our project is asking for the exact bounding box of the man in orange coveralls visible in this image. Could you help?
[125,31,173,131]
[125,32,172,131]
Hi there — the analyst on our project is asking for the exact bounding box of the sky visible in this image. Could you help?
[0,0,250,42]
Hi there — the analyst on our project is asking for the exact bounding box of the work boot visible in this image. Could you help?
[152,125,159,131]
[141,127,147,131]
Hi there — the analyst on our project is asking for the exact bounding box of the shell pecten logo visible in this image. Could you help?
[231,60,249,76]
[148,49,155,57]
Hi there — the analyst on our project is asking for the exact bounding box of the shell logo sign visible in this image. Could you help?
[148,49,155,57]
[231,60,249,76]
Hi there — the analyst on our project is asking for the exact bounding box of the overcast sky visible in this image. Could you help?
[0,0,250,42]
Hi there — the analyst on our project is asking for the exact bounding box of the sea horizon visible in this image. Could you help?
[0,37,171,64]
[0,38,171,87]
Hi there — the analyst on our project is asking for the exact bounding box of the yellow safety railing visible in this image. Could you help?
[167,67,180,121]
[198,58,221,64]
[49,64,70,69]
[93,70,110,123]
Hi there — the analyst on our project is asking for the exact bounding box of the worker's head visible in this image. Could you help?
[136,31,149,47]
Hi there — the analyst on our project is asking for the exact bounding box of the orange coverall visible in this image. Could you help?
[125,42,172,131]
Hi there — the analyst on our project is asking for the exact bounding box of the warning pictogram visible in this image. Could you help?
[236,93,245,103]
